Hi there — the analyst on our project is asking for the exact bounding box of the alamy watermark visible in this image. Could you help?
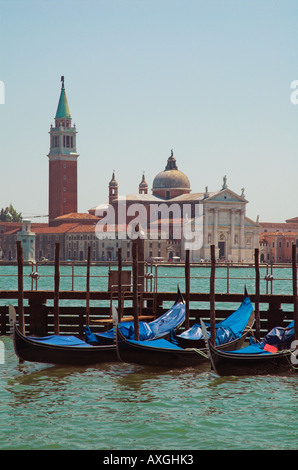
[291,341,298,365]
[0,340,4,364]
[0,81,4,104]
[95,199,203,251]
[290,80,298,104]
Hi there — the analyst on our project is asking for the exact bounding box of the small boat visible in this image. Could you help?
[11,287,186,366]
[204,320,297,376]
[84,286,185,345]
[173,287,254,349]
[13,324,119,365]
[116,290,255,368]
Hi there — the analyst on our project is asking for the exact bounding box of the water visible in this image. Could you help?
[0,265,297,451]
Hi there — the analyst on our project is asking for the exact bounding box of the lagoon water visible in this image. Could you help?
[0,264,297,450]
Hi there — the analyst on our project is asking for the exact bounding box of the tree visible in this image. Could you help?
[0,204,22,222]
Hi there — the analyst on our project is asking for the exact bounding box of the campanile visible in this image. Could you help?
[47,77,79,225]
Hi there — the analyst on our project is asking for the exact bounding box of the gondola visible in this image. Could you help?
[116,290,255,368]
[85,286,185,345]
[204,320,297,376]
[11,287,186,366]
[13,324,119,365]
[173,287,254,349]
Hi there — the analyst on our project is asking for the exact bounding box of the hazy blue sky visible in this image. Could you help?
[1,0,298,223]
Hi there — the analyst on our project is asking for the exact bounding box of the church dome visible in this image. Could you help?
[152,151,190,198]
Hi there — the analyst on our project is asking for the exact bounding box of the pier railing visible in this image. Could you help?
[0,243,297,340]
[0,259,294,295]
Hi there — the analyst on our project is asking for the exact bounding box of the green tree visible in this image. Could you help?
[0,204,22,222]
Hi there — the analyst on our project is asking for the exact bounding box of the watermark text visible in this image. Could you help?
[0,340,4,364]
[0,81,4,104]
[290,80,298,104]
[95,200,203,251]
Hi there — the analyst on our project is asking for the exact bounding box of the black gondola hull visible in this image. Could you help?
[13,324,118,365]
[116,314,254,368]
[12,286,186,366]
[208,342,295,376]
[117,330,207,368]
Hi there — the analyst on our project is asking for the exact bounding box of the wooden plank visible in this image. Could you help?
[292,244,298,341]
[16,241,25,335]
[254,248,261,340]
[54,243,60,335]
[210,245,216,346]
[185,249,190,330]
[90,315,155,324]
[86,245,91,326]
[132,241,140,340]
[118,247,122,320]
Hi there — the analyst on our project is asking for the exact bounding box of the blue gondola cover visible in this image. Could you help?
[176,296,253,345]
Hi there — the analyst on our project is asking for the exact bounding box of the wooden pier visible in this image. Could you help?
[0,242,297,341]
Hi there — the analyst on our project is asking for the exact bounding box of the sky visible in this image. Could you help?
[0,0,298,224]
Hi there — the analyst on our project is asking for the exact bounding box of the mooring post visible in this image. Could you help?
[210,244,216,346]
[16,241,25,335]
[132,241,140,341]
[185,249,190,330]
[54,242,60,335]
[292,244,298,341]
[254,248,261,340]
[117,247,122,321]
[86,245,91,326]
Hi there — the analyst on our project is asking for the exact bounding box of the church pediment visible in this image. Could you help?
[206,188,247,204]
[245,216,260,228]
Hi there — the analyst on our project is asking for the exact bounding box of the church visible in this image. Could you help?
[0,78,260,263]
[91,150,260,262]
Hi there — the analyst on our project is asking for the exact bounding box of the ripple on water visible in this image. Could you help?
[0,337,297,450]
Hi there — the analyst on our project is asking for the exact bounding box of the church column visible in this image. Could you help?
[213,208,218,247]
[203,207,209,247]
[230,209,235,249]
[240,208,245,248]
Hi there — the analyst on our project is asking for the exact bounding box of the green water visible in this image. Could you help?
[0,265,297,451]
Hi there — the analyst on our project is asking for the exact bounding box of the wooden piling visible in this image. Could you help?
[210,244,216,346]
[132,241,140,341]
[292,244,298,340]
[254,248,261,340]
[185,249,190,330]
[86,245,91,326]
[16,241,25,334]
[54,242,60,335]
[117,247,122,321]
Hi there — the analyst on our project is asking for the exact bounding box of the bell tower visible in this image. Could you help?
[48,76,79,225]
[109,171,118,204]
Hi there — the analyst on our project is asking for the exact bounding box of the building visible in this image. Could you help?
[48,76,79,225]
[259,218,298,263]
[0,78,261,263]
[91,151,260,263]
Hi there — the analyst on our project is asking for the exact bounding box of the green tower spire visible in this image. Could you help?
[55,76,71,119]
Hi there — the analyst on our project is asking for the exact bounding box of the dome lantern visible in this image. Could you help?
[152,151,191,200]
